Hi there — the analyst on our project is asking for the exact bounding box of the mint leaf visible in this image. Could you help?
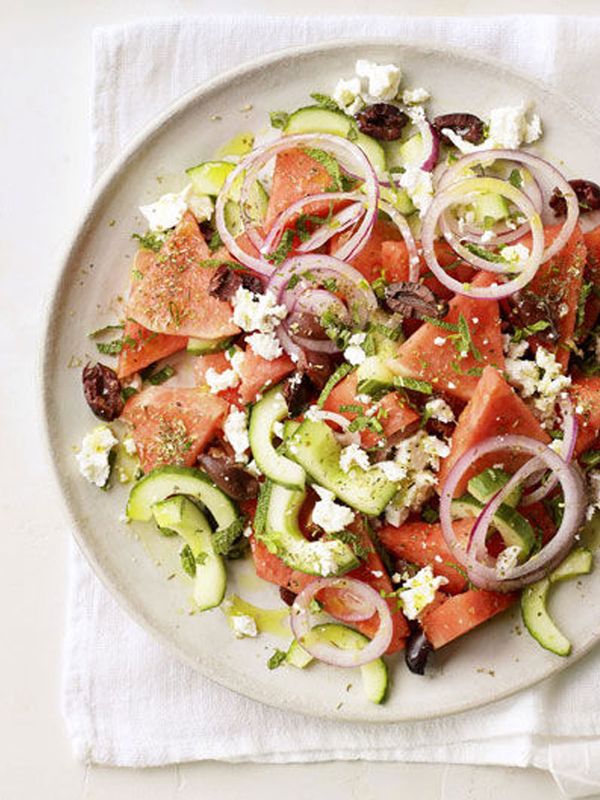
[270,111,290,130]
[180,545,196,577]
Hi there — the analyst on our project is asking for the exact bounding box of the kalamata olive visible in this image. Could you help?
[432,113,485,146]
[507,290,559,345]
[299,351,336,391]
[82,362,124,421]
[405,628,433,675]
[355,103,409,141]
[208,265,264,301]
[197,452,260,501]
[286,311,327,340]
[279,587,297,606]
[282,371,314,417]
[550,179,600,217]
[384,281,448,320]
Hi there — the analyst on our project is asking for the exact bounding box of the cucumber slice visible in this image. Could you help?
[288,419,397,516]
[356,335,398,397]
[521,578,571,657]
[386,133,423,170]
[186,336,236,356]
[126,465,240,532]
[468,467,522,508]
[470,192,509,227]
[152,496,226,611]
[249,387,305,490]
[223,180,269,237]
[216,131,255,159]
[550,546,593,583]
[377,184,415,216]
[451,493,535,559]
[185,160,235,196]
[283,106,387,176]
[262,483,358,576]
[286,623,388,704]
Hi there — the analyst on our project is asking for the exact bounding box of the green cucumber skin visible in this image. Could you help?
[550,547,593,583]
[152,496,226,611]
[289,419,396,516]
[286,623,388,704]
[521,579,571,657]
[450,493,534,559]
[185,160,235,196]
[126,465,240,529]
[468,467,522,508]
[249,387,306,491]
[186,336,235,356]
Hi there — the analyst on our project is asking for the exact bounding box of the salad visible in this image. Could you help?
[76,58,600,705]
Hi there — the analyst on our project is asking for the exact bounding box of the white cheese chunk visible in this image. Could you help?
[231,614,258,638]
[231,287,287,333]
[75,425,118,488]
[139,184,192,232]
[398,565,448,620]
[223,406,249,463]
[246,331,283,361]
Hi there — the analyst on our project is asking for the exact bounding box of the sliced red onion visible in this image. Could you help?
[410,111,440,172]
[378,200,420,282]
[290,577,393,667]
[321,584,377,623]
[437,149,580,264]
[215,133,380,274]
[305,407,360,446]
[285,290,346,353]
[300,202,366,258]
[439,434,586,592]
[421,176,545,299]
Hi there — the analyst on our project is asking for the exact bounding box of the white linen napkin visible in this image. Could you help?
[64,15,600,798]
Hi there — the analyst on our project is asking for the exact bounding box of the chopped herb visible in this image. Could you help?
[330,529,371,560]
[208,230,223,251]
[269,110,290,130]
[421,316,459,333]
[464,242,506,264]
[347,122,359,142]
[195,552,209,566]
[317,363,356,407]
[309,92,341,112]
[121,386,139,401]
[158,526,179,537]
[168,301,181,326]
[267,649,288,670]
[456,313,482,360]
[581,449,600,469]
[508,168,523,189]
[393,376,433,394]
[303,147,344,192]
[512,320,551,343]
[180,545,196,577]
[131,269,144,281]
[147,365,175,385]
[253,481,272,537]
[339,403,366,414]
[266,229,295,266]
[368,321,403,342]
[544,494,565,527]
[322,277,338,293]
[96,335,135,355]
[198,258,244,270]
[421,504,440,524]
[132,231,165,252]
[213,518,245,556]
[371,275,388,300]
[348,414,383,435]
[286,273,301,291]
[88,323,124,339]
[577,281,594,330]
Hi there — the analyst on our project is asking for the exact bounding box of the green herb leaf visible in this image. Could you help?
[267,649,288,670]
[266,228,295,266]
[310,92,341,112]
[195,551,209,566]
[121,386,139,401]
[456,313,483,361]
[508,168,523,189]
[317,363,356,408]
[303,147,344,192]
[132,231,165,252]
[421,316,459,333]
[88,323,124,339]
[270,110,290,130]
[511,319,551,343]
[180,545,196,577]
[581,449,600,469]
[208,230,223,251]
[198,258,244,271]
[464,242,506,264]
[213,518,246,556]
[393,376,433,394]
[96,338,125,355]
[147,365,175,385]
[330,529,371,560]
[421,504,440,524]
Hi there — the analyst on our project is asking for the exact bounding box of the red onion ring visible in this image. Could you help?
[304,408,360,446]
[439,434,586,591]
[290,577,393,667]
[321,585,377,622]
[421,177,545,298]
[410,110,440,172]
[215,133,380,274]
[437,150,579,264]
[378,200,421,282]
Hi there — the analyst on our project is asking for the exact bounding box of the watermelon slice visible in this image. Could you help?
[117,319,187,379]
[439,365,550,496]
[391,271,505,403]
[266,149,339,227]
[571,376,600,456]
[330,218,403,283]
[237,349,295,404]
[121,386,227,472]
[378,519,472,594]
[381,239,476,300]
[322,370,420,448]
[127,212,239,339]
[421,588,516,649]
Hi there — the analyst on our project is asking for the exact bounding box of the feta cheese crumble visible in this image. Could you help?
[398,566,448,620]
[586,470,600,520]
[344,332,368,366]
[205,367,239,394]
[226,348,246,377]
[333,76,364,115]
[230,614,258,638]
[187,193,214,223]
[339,442,371,473]
[504,344,571,427]
[223,406,250,463]
[246,331,283,361]
[75,425,118,488]
[501,243,530,269]
[355,59,402,102]
[442,103,543,154]
[139,184,192,232]
[495,545,522,578]
[312,485,356,533]
[424,397,455,424]
[231,287,287,333]
[402,87,430,105]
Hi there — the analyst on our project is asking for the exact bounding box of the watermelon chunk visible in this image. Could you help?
[330,218,404,283]
[572,376,600,456]
[127,212,239,339]
[121,386,227,472]
[117,319,187,379]
[378,519,472,594]
[421,588,516,649]
[266,149,338,227]
[381,239,476,300]
[237,349,295,404]
[439,365,550,496]
[391,271,505,402]
[322,370,420,448]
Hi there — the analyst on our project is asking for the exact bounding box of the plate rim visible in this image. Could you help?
[41,36,600,723]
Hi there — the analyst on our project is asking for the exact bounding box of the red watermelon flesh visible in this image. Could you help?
[330,218,404,283]
[391,271,505,403]
[238,349,295,404]
[580,225,600,336]
[571,376,600,456]
[439,365,550,497]
[381,239,476,301]
[117,319,187,379]
[378,519,472,594]
[421,588,516,649]
[121,386,227,472]
[127,212,239,339]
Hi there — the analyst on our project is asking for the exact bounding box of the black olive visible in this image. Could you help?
[279,587,297,606]
[82,362,124,421]
[405,628,433,675]
[432,113,485,146]
[550,179,600,217]
[197,453,260,501]
[355,103,409,141]
[384,281,448,320]
[208,265,264,301]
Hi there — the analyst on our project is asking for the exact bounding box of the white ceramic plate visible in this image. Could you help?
[43,40,600,722]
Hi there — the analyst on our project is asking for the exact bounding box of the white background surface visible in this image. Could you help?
[4,1,600,798]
